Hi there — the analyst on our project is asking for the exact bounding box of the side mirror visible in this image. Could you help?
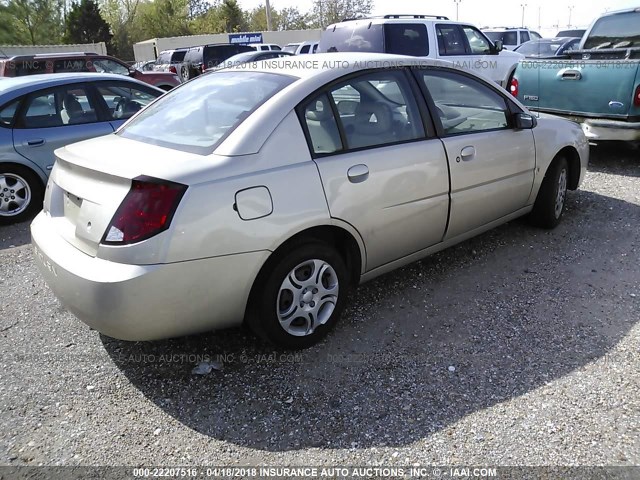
[128,67,137,76]
[514,112,537,129]
[494,40,504,53]
[337,100,358,116]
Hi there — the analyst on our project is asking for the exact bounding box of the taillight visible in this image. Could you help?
[509,77,519,97]
[634,84,640,107]
[102,176,187,245]
[201,63,206,73]
[169,65,177,74]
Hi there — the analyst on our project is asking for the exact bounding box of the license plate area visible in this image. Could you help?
[63,191,83,223]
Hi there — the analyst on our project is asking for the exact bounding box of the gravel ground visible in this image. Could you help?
[0,143,639,467]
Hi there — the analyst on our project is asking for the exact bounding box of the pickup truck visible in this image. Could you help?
[511,8,640,142]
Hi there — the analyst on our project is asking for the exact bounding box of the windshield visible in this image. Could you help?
[583,11,640,49]
[118,71,295,155]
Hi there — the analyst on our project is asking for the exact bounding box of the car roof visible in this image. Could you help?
[0,73,157,98]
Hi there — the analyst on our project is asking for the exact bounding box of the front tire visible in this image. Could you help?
[529,157,569,229]
[247,242,349,349]
[0,165,44,225]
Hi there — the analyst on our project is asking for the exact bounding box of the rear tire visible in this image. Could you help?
[0,165,44,225]
[180,66,190,82]
[247,242,349,349]
[529,157,569,229]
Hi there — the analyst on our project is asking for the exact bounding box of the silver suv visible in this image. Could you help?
[319,14,524,88]
[482,28,542,50]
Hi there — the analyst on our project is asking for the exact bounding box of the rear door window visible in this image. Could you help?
[436,24,467,55]
[503,31,518,45]
[19,85,98,128]
[13,60,47,76]
[327,70,426,150]
[384,24,429,56]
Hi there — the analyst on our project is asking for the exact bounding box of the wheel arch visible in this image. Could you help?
[554,145,581,190]
[244,223,365,322]
[0,159,48,187]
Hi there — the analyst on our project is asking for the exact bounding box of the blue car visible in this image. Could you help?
[0,73,164,224]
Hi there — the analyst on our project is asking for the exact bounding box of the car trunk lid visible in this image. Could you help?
[43,135,218,257]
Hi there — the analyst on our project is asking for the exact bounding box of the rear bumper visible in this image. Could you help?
[581,119,640,142]
[534,112,640,141]
[31,211,269,341]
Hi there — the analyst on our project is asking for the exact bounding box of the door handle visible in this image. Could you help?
[459,146,476,162]
[559,69,582,80]
[26,139,45,147]
[347,164,369,184]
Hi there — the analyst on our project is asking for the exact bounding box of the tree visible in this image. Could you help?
[277,6,306,30]
[100,0,141,59]
[190,0,225,34]
[1,0,65,45]
[220,0,245,33]
[309,0,372,28]
[134,0,190,39]
[187,0,209,19]
[247,4,279,32]
[64,0,112,46]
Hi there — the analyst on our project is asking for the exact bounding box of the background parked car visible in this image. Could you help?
[30,53,588,349]
[0,73,164,224]
[282,41,319,54]
[132,60,157,72]
[482,27,542,50]
[181,44,255,81]
[319,15,523,88]
[514,37,581,58]
[556,29,586,38]
[0,53,180,91]
[253,44,282,51]
[154,48,189,81]
[209,50,294,70]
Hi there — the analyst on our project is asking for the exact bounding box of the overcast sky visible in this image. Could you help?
[237,0,638,36]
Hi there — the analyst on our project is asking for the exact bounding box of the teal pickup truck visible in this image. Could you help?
[511,7,640,143]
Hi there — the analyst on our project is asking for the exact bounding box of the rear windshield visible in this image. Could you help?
[319,24,385,52]
[282,44,299,53]
[583,11,640,49]
[118,71,295,155]
[516,41,562,56]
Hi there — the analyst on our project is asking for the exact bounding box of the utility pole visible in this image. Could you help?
[568,5,574,28]
[265,0,273,31]
[521,3,527,28]
[538,6,541,32]
[453,0,462,21]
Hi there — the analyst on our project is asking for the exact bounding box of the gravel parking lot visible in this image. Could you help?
[1,144,639,468]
